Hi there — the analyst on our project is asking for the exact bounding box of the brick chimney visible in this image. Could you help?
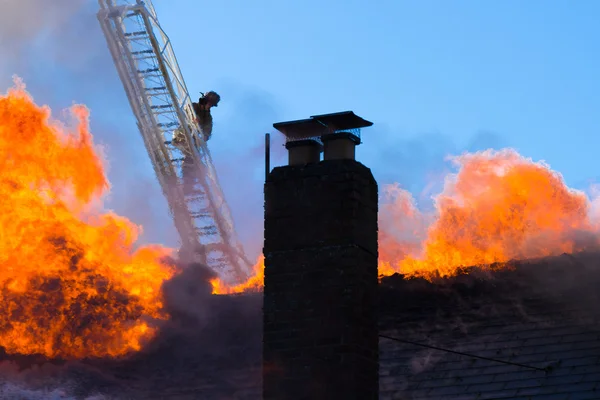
[263,112,378,400]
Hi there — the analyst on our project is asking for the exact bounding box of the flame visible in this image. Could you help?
[382,149,599,279]
[211,256,264,294]
[219,148,600,291]
[0,80,175,359]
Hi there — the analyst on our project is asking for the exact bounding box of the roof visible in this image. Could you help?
[378,253,600,399]
[273,111,372,140]
[2,253,599,399]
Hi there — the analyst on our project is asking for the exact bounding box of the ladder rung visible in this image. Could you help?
[151,104,172,109]
[171,157,184,163]
[185,193,206,201]
[146,86,167,91]
[149,93,170,99]
[138,68,159,74]
[134,55,155,62]
[198,227,218,235]
[148,92,170,97]
[132,50,153,55]
[124,30,147,37]
[141,74,162,80]
[184,186,206,195]
[158,122,179,128]
[152,110,174,115]
[208,260,228,267]
[191,212,212,218]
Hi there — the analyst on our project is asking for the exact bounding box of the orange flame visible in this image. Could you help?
[382,149,599,279]
[0,80,175,359]
[217,149,600,292]
[211,256,264,294]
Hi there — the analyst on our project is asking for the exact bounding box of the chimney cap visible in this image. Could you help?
[310,111,373,132]
[273,111,373,143]
[273,118,326,142]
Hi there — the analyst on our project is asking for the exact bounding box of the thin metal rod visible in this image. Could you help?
[379,334,550,372]
[265,133,271,181]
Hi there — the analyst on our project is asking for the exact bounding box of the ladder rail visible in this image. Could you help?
[97,0,251,283]
[97,3,201,261]
[135,6,250,270]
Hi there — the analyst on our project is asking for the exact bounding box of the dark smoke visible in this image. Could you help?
[160,259,216,325]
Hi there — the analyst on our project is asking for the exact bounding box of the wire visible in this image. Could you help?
[379,334,551,372]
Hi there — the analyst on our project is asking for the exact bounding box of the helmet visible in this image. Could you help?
[204,91,220,107]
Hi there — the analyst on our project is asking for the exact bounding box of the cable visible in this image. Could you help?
[379,334,551,372]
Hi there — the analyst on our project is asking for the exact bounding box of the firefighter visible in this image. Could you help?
[192,91,220,141]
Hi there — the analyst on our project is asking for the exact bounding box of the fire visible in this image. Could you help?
[382,149,599,279]
[218,148,600,292]
[211,256,264,294]
[0,80,175,359]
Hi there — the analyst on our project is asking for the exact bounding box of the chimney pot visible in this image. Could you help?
[284,139,323,166]
[321,132,360,161]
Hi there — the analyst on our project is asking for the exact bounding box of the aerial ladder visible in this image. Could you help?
[96,0,252,285]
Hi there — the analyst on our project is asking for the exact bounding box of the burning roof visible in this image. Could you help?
[1,79,600,398]
[0,80,175,360]
[3,253,595,398]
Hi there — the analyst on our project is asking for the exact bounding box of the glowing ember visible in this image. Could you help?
[211,256,264,294]
[0,80,175,359]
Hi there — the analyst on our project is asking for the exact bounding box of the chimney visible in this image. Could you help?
[264,112,378,400]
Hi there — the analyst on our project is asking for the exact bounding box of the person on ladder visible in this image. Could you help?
[192,91,220,142]
[172,90,221,147]
[174,91,220,195]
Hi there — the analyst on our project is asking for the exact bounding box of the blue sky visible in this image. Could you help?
[1,0,599,259]
[156,0,599,182]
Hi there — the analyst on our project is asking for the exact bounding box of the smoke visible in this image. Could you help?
[0,0,85,67]
[160,260,216,324]
[0,383,109,400]
[0,0,107,89]
[0,0,178,248]
[360,123,511,211]
[208,81,287,259]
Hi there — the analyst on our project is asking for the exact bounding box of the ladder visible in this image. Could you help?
[97,0,252,285]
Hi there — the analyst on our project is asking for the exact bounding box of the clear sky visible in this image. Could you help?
[155,0,600,184]
[1,0,599,258]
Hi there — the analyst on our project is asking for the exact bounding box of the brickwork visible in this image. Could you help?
[262,159,379,400]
